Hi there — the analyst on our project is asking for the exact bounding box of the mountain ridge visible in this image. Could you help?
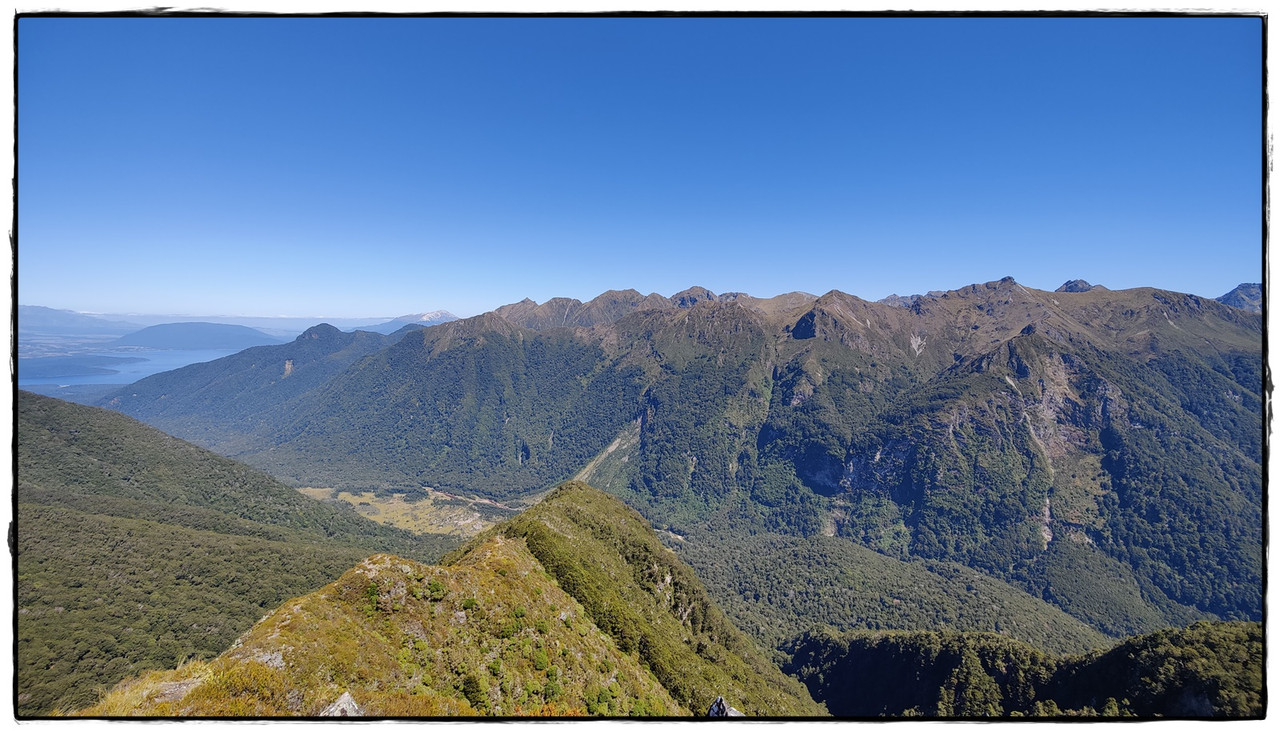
[75,482,823,717]
[96,278,1263,651]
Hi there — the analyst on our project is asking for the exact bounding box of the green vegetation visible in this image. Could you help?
[80,546,681,717]
[79,483,827,717]
[1046,620,1264,717]
[17,505,380,715]
[787,620,1263,718]
[16,392,460,716]
[670,526,1110,657]
[460,481,825,716]
[102,323,396,449]
[17,391,453,556]
[235,317,649,498]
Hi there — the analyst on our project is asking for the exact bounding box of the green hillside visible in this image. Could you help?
[247,315,648,497]
[77,482,822,717]
[670,527,1110,657]
[16,392,460,716]
[487,482,824,715]
[101,323,397,453]
[786,620,1263,718]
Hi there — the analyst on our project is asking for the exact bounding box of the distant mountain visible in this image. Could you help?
[100,324,401,453]
[15,392,459,716]
[109,322,286,350]
[354,311,460,335]
[877,293,922,307]
[100,279,1263,653]
[76,482,822,717]
[17,305,140,335]
[85,314,404,338]
[1215,283,1261,313]
[1054,279,1106,293]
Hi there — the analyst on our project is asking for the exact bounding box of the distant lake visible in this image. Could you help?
[17,348,242,387]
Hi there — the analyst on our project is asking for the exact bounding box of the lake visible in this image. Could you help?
[17,348,243,387]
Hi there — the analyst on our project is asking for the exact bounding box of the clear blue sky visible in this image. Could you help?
[18,15,1263,318]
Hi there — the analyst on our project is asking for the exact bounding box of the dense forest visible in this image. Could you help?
[669,525,1110,658]
[787,621,1263,717]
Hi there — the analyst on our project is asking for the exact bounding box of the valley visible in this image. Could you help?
[14,278,1265,718]
[296,486,521,537]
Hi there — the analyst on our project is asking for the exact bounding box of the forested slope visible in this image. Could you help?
[786,620,1263,717]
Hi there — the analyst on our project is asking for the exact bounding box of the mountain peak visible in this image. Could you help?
[1216,283,1262,313]
[390,310,457,324]
[1056,279,1096,293]
[297,323,344,340]
[110,322,284,350]
[670,286,717,308]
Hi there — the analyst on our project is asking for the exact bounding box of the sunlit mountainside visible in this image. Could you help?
[100,279,1263,640]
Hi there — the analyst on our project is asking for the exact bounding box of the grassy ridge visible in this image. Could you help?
[78,482,821,717]
[80,545,683,717]
[485,482,825,716]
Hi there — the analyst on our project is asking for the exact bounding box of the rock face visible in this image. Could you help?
[320,692,362,717]
[1216,283,1262,313]
[1055,279,1095,293]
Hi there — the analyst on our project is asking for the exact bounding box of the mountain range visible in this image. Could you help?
[96,278,1263,653]
[17,305,140,335]
[108,322,288,350]
[15,276,1264,718]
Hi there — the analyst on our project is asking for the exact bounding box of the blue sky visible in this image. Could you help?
[17,15,1263,318]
